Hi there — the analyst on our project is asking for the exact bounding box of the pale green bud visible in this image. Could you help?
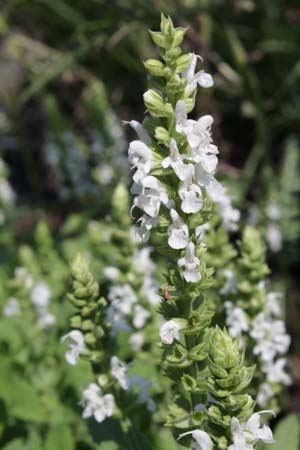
[144,59,165,77]
[98,374,109,387]
[148,31,168,49]
[171,28,187,48]
[209,327,240,369]
[81,319,94,331]
[166,75,186,94]
[112,183,130,227]
[154,126,170,144]
[176,53,192,73]
[143,89,174,117]
[70,315,82,328]
[85,332,96,345]
[160,13,173,35]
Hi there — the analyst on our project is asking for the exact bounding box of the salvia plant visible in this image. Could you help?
[59,15,294,450]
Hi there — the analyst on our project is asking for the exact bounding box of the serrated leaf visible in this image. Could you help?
[263,414,300,450]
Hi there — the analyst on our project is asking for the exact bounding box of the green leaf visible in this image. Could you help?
[45,424,75,450]
[2,439,24,450]
[264,414,300,450]
[0,367,47,422]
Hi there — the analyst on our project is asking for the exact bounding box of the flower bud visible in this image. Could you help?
[176,53,192,73]
[160,13,173,35]
[144,59,165,77]
[154,126,170,145]
[209,327,240,369]
[143,89,174,117]
[171,28,187,48]
[149,31,168,49]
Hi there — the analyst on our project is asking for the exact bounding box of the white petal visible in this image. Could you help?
[127,120,151,144]
[192,430,213,450]
[196,72,214,88]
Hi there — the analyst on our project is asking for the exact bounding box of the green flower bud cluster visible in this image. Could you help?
[143,14,196,111]
[217,226,291,412]
[206,328,255,448]
[68,253,110,362]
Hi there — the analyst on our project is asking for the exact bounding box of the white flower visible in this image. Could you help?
[81,383,115,423]
[129,332,145,351]
[128,140,154,183]
[3,297,20,317]
[195,163,224,202]
[266,223,282,252]
[177,429,213,450]
[108,284,137,315]
[220,269,237,295]
[94,163,114,185]
[110,356,129,390]
[195,223,209,241]
[266,292,282,317]
[225,302,249,338]
[124,120,151,144]
[160,319,183,345]
[266,201,281,221]
[178,175,203,214]
[133,176,169,218]
[182,53,214,94]
[133,304,150,329]
[103,266,120,281]
[256,383,274,407]
[38,312,56,329]
[0,178,15,205]
[216,190,240,231]
[61,330,86,365]
[178,242,201,283]
[132,247,155,275]
[168,209,189,249]
[31,282,51,309]
[141,276,160,305]
[229,412,275,450]
[263,358,291,385]
[162,139,194,181]
[135,214,158,242]
[250,314,291,362]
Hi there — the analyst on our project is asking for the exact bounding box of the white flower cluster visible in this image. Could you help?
[75,355,155,423]
[3,268,56,329]
[3,297,20,317]
[250,292,291,406]
[223,283,291,407]
[177,411,274,450]
[107,283,150,337]
[31,281,56,329]
[81,382,115,423]
[216,189,240,232]
[128,54,225,283]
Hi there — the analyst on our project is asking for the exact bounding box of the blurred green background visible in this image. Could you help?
[0,0,299,449]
